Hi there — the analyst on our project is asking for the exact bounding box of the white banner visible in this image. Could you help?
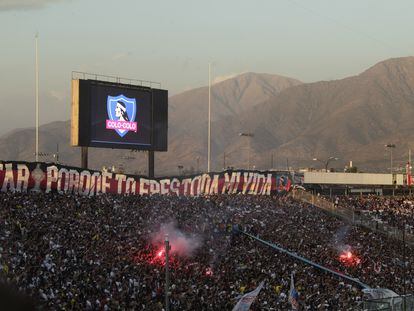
[232,281,264,311]
[0,161,294,196]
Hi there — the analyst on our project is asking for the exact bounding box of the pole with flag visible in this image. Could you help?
[232,281,264,311]
[289,273,299,310]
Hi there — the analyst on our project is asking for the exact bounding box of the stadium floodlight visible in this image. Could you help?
[313,157,339,172]
[33,144,60,164]
[385,144,396,175]
[239,132,255,170]
[177,165,184,176]
[239,132,254,137]
[196,156,200,173]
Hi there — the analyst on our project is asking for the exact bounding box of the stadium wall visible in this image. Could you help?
[304,172,405,186]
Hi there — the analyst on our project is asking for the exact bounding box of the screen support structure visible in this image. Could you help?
[148,151,154,178]
[81,147,88,169]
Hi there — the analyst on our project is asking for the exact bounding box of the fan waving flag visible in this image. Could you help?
[232,281,264,311]
[289,273,299,310]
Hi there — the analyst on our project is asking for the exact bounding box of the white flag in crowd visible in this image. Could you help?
[232,281,265,311]
[289,273,299,310]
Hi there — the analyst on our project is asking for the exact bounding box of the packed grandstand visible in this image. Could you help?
[1,189,413,310]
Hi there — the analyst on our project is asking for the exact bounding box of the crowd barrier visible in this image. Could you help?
[241,230,370,289]
[363,295,414,311]
[292,190,414,246]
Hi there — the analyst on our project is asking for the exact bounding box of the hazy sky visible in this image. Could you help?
[0,0,413,135]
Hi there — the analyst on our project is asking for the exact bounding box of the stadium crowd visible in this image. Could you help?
[336,195,414,234]
[0,191,413,310]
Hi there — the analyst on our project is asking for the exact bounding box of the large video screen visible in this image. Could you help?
[89,82,152,146]
[71,79,168,151]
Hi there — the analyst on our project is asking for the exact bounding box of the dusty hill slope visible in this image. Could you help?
[0,72,301,175]
[3,57,414,174]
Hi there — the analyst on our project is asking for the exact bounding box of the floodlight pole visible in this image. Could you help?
[385,144,396,195]
[35,33,39,162]
[313,157,339,172]
[385,144,396,174]
[239,132,254,170]
[325,157,338,172]
[81,147,88,169]
[148,150,154,178]
[409,149,412,195]
[55,143,60,164]
[165,234,171,311]
[248,137,251,170]
[207,63,212,172]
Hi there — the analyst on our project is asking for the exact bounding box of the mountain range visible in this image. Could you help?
[1,57,414,175]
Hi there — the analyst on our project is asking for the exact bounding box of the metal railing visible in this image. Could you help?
[71,71,162,88]
[363,295,414,311]
[292,190,414,246]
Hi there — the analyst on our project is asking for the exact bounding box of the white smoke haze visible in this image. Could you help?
[332,226,352,253]
[151,221,202,257]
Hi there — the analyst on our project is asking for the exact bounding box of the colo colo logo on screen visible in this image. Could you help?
[106,95,138,137]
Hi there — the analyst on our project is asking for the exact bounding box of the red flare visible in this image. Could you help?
[339,250,361,267]
[157,249,165,258]
[205,267,213,276]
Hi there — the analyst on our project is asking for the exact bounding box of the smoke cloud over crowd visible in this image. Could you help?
[151,221,202,257]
